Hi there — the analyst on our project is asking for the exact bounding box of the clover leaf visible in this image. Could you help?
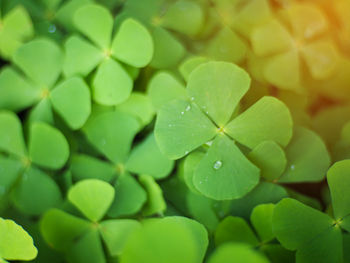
[155,61,293,200]
[70,109,173,217]
[0,5,33,59]
[0,218,37,262]
[214,204,294,262]
[0,111,67,215]
[273,160,350,263]
[63,4,153,105]
[120,216,208,263]
[0,38,91,129]
[41,179,141,262]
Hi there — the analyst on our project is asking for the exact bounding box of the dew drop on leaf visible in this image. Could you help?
[185,105,191,111]
[213,160,223,170]
[290,164,295,170]
[48,24,56,33]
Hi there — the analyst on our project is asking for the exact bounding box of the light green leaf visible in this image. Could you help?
[225,96,293,148]
[111,18,153,67]
[150,26,185,69]
[115,92,155,127]
[147,71,187,111]
[0,111,26,157]
[12,166,62,215]
[187,61,250,127]
[27,99,54,125]
[99,219,141,256]
[208,243,270,263]
[204,27,247,64]
[50,77,91,130]
[40,209,91,252]
[92,59,133,106]
[68,179,115,222]
[2,5,33,40]
[215,216,259,247]
[248,141,286,181]
[278,127,330,183]
[250,204,275,243]
[108,173,147,217]
[73,4,113,49]
[327,160,350,231]
[29,122,69,170]
[273,198,335,251]
[83,111,140,163]
[155,99,217,160]
[71,154,115,182]
[161,0,204,36]
[0,67,41,112]
[179,56,210,82]
[0,218,37,261]
[183,151,205,193]
[13,38,63,87]
[63,35,104,77]
[194,135,260,200]
[139,174,166,216]
[120,216,207,263]
[126,133,174,180]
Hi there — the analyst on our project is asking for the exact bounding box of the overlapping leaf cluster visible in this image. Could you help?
[1,0,350,263]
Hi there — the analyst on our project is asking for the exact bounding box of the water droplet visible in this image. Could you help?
[213,160,223,170]
[184,151,189,155]
[206,111,209,114]
[181,111,185,115]
[190,97,195,101]
[168,124,173,127]
[290,164,295,170]
[185,105,191,111]
[48,24,56,33]
[206,140,213,146]
[199,181,203,184]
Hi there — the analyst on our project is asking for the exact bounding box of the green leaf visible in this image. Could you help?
[183,151,205,193]
[66,229,105,263]
[12,166,62,215]
[0,67,41,112]
[248,141,286,181]
[0,157,23,197]
[68,179,115,222]
[161,0,204,36]
[215,216,259,247]
[225,96,293,148]
[187,61,250,127]
[147,71,187,111]
[111,18,153,67]
[273,198,342,263]
[99,219,141,256]
[150,27,185,69]
[261,244,295,263]
[120,216,207,263]
[92,59,133,106]
[0,111,26,157]
[208,243,270,263]
[73,4,113,49]
[83,111,140,163]
[13,38,63,87]
[230,182,288,219]
[27,99,54,125]
[126,133,174,180]
[139,174,166,216]
[0,218,37,261]
[63,36,104,77]
[115,92,155,127]
[194,135,260,200]
[155,99,217,160]
[250,204,275,243]
[108,173,147,217]
[179,56,210,82]
[29,122,69,170]
[71,154,115,182]
[327,160,350,231]
[1,5,33,40]
[40,209,91,252]
[204,27,247,64]
[278,127,330,183]
[50,77,91,130]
